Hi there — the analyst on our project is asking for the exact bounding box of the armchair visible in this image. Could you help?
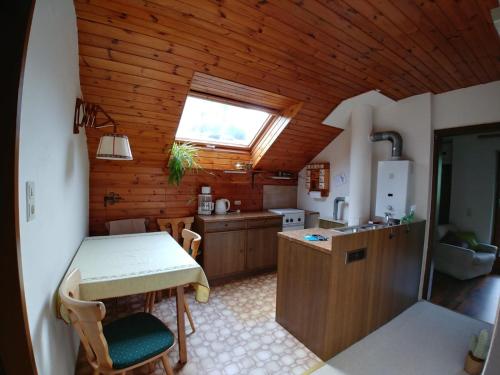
[434,224,498,280]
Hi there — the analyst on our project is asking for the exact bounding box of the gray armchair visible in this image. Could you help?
[434,224,498,280]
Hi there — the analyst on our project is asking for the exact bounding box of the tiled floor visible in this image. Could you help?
[76,273,320,375]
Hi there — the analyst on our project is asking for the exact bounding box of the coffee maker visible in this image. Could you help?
[198,186,214,215]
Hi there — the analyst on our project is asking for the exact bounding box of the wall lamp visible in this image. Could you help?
[73,98,133,160]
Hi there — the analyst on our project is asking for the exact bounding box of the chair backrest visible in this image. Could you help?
[182,228,201,259]
[59,269,113,371]
[437,224,458,241]
[106,218,147,235]
[157,217,194,242]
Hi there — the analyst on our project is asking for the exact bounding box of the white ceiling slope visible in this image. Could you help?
[322,90,396,129]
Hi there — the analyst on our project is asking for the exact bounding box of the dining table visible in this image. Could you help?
[58,231,210,365]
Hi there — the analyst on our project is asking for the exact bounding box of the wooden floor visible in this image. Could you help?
[430,271,500,324]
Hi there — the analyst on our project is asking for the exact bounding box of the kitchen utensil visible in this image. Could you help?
[215,199,231,215]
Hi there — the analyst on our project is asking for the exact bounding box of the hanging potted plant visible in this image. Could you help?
[167,142,201,185]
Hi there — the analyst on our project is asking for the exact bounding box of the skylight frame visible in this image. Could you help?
[175,93,278,150]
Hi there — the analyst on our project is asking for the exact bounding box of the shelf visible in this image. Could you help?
[270,176,294,180]
[305,162,330,197]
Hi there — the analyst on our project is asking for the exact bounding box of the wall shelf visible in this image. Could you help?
[270,176,294,180]
[306,162,330,197]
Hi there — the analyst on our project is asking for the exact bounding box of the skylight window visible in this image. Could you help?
[175,95,272,148]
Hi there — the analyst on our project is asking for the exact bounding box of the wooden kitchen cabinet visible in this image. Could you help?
[203,230,246,279]
[276,221,426,360]
[247,226,280,270]
[194,212,283,282]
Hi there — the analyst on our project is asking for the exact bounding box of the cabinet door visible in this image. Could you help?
[247,226,280,270]
[203,230,246,279]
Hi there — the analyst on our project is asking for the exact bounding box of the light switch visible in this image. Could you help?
[26,181,35,222]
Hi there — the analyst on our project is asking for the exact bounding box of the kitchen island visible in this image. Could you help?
[276,221,426,360]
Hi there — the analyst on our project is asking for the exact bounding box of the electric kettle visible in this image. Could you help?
[215,199,230,215]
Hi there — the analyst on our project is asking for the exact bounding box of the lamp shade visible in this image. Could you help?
[96,133,133,160]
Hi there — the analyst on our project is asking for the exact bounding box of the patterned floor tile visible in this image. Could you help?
[75,273,320,374]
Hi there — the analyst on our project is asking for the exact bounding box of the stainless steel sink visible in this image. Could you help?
[333,223,386,234]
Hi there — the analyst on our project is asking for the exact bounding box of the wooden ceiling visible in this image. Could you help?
[76,0,500,172]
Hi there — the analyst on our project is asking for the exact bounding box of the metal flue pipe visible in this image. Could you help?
[369,131,403,160]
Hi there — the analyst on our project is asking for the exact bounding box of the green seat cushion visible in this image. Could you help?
[456,231,479,250]
[103,312,174,369]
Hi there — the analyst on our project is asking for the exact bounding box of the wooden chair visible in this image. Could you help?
[106,218,148,235]
[157,217,194,243]
[146,229,201,333]
[60,269,175,375]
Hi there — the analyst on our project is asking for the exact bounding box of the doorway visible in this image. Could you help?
[425,123,500,324]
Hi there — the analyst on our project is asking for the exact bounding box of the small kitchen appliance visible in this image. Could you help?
[215,198,231,215]
[268,208,305,231]
[198,186,214,215]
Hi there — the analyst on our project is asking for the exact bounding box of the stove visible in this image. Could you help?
[268,208,305,231]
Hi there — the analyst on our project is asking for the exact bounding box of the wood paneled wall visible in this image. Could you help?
[90,163,296,235]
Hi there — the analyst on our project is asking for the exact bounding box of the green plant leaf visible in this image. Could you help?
[167,142,201,185]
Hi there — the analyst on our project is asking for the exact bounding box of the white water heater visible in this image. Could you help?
[375,160,414,220]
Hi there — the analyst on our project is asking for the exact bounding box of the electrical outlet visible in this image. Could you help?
[26,181,36,222]
[234,200,241,206]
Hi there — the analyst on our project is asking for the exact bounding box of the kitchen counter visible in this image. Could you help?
[276,221,426,360]
[194,211,283,282]
[278,228,341,253]
[195,211,282,222]
[304,210,320,215]
[319,216,347,224]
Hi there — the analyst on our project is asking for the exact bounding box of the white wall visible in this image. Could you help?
[18,1,88,374]
[433,81,500,130]
[449,134,499,243]
[298,93,433,224]
[297,126,351,219]
[373,93,433,221]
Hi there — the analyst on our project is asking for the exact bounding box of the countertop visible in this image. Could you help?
[195,211,282,222]
[278,222,424,253]
[278,228,342,253]
[304,210,320,215]
[319,216,347,224]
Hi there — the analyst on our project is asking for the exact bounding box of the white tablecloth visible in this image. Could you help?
[59,232,209,319]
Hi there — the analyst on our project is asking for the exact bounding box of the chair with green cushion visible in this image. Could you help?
[59,269,175,375]
[434,224,498,280]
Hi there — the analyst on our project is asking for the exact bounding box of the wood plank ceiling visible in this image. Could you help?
[76,0,500,233]
[76,0,500,172]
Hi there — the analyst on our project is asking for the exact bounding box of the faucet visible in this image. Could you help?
[333,197,345,221]
[384,205,394,225]
[384,212,392,224]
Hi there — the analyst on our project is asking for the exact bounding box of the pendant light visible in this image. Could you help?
[73,98,133,160]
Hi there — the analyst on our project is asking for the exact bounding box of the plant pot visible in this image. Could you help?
[464,351,485,375]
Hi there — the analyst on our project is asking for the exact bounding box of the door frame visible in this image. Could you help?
[0,1,38,374]
[422,122,500,299]
[492,151,500,273]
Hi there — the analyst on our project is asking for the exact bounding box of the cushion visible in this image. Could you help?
[455,231,479,250]
[104,312,174,369]
[441,231,469,249]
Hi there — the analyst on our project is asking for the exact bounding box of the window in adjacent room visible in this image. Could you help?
[175,94,274,148]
